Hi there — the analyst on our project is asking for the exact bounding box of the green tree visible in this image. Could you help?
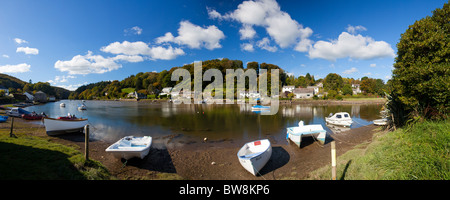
[390,2,449,124]
[324,73,343,91]
[342,84,353,96]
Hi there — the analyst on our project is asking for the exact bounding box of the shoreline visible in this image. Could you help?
[53,97,386,105]
[0,117,381,180]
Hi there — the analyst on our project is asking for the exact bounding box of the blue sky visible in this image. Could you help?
[0,0,446,90]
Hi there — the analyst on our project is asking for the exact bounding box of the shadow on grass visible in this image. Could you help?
[0,142,86,180]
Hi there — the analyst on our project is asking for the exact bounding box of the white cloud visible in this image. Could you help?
[0,63,31,73]
[16,47,39,55]
[101,41,185,60]
[112,55,144,63]
[124,26,143,35]
[48,75,77,84]
[2,54,9,58]
[14,38,28,44]
[239,25,257,40]
[156,20,225,50]
[101,41,150,55]
[54,82,88,91]
[346,25,367,34]
[240,43,255,52]
[147,46,185,60]
[370,63,376,67]
[308,32,395,61]
[256,37,277,52]
[207,7,223,20]
[209,0,313,50]
[342,67,358,74]
[155,32,175,44]
[54,51,122,75]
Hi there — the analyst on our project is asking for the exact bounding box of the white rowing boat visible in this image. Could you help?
[373,118,388,126]
[106,136,152,160]
[325,112,353,127]
[286,121,327,147]
[237,139,272,176]
[43,117,88,135]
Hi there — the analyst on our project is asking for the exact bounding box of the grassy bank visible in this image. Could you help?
[0,132,111,180]
[309,120,449,180]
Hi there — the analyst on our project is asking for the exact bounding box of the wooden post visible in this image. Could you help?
[331,141,337,180]
[10,117,14,137]
[84,125,89,161]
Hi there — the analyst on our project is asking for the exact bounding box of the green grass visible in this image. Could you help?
[309,120,450,180]
[0,134,111,180]
[121,88,135,94]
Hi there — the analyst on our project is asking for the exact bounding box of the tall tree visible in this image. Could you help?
[390,2,449,123]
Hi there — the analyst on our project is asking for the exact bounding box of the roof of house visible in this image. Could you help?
[293,88,314,94]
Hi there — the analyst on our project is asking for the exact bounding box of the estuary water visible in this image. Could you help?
[25,100,383,145]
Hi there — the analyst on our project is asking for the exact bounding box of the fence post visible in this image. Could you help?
[331,141,337,180]
[10,117,14,137]
[84,125,89,161]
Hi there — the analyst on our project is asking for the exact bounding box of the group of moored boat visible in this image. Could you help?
[1,101,391,177]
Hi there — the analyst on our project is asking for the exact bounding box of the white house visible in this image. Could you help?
[23,92,34,101]
[306,86,319,95]
[159,87,173,96]
[0,87,9,96]
[352,84,362,95]
[293,88,314,99]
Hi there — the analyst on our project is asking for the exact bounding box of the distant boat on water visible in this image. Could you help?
[251,105,270,111]
[78,103,87,110]
[237,139,272,176]
[286,121,327,147]
[325,112,353,127]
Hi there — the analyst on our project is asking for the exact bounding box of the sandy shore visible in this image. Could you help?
[1,117,380,180]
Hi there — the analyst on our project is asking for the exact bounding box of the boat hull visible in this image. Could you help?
[105,136,152,160]
[251,105,270,111]
[373,118,388,126]
[43,117,88,135]
[0,116,8,123]
[237,139,272,176]
[286,125,326,147]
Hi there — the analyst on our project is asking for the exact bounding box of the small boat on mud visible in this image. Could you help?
[43,116,88,135]
[373,118,388,126]
[105,136,153,160]
[286,121,327,147]
[237,139,272,176]
[6,107,31,117]
[0,115,8,122]
[325,112,353,127]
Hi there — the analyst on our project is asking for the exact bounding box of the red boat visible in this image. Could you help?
[22,113,45,120]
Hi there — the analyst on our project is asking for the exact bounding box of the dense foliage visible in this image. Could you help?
[390,2,449,125]
[68,58,387,100]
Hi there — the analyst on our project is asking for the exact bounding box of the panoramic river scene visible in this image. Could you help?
[0,0,448,193]
[25,100,383,144]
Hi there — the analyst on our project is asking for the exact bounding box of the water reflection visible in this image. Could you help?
[25,100,382,144]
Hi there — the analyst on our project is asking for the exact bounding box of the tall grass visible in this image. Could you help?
[309,120,449,180]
